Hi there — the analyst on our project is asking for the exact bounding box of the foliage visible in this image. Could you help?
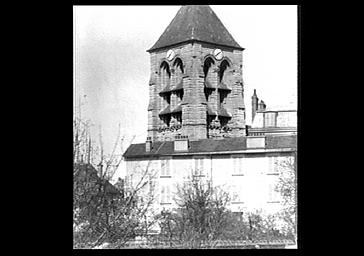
[73,162,158,248]
[275,154,297,240]
[156,176,295,248]
[73,115,156,248]
[156,177,233,248]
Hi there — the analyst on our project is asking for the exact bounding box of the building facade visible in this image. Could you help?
[123,5,297,222]
[249,89,297,136]
[124,135,296,215]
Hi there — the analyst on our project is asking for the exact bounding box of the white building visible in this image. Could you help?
[123,133,296,216]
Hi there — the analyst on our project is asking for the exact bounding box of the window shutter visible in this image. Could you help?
[268,182,279,202]
[232,185,237,201]
[239,157,243,175]
[167,186,171,203]
[194,159,197,176]
[273,157,278,173]
[268,157,273,173]
[161,159,171,176]
[268,183,273,201]
[166,159,170,176]
[199,159,203,176]
[161,186,165,203]
[194,158,204,176]
[161,160,165,176]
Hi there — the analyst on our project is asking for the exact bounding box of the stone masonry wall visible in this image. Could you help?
[147,42,246,142]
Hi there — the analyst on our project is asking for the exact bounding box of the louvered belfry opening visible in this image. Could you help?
[159,61,172,127]
[147,5,246,141]
[170,57,184,130]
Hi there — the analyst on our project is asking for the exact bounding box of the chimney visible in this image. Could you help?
[251,89,259,122]
[145,136,152,152]
[258,100,266,111]
[174,135,189,152]
[245,125,250,136]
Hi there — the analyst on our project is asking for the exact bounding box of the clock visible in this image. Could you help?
[166,50,175,61]
[213,48,223,60]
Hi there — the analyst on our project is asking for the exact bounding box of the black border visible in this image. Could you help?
[67,1,319,255]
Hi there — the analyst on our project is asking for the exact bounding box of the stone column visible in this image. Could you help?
[181,43,207,141]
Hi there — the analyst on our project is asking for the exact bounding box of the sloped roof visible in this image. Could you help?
[205,80,215,89]
[123,135,297,159]
[147,5,243,52]
[159,105,171,115]
[171,80,183,91]
[73,163,120,195]
[218,107,232,117]
[159,84,173,94]
[207,104,217,115]
[218,82,232,91]
[171,103,183,113]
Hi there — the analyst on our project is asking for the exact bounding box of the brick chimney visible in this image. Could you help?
[258,100,266,111]
[251,89,259,122]
[145,136,152,152]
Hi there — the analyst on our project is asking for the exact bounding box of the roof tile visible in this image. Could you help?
[123,135,297,158]
[148,5,243,52]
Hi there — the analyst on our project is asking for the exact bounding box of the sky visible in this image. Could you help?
[73,5,298,181]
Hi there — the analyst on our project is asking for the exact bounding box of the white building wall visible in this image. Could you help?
[125,153,294,217]
[252,110,297,128]
[276,111,297,127]
[252,112,264,128]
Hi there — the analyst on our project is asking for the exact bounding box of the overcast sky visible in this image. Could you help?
[73,5,297,179]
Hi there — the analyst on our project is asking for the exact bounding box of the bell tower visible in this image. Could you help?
[147,5,246,142]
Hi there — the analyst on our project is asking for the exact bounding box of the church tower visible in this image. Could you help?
[146,5,246,141]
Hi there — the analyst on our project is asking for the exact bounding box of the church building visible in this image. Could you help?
[123,5,297,218]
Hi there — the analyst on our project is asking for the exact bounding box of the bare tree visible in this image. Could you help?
[157,176,231,249]
[73,116,157,249]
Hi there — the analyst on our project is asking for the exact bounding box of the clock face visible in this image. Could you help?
[166,50,175,61]
[213,48,223,60]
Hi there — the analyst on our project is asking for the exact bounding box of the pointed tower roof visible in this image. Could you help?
[252,89,257,98]
[147,5,244,52]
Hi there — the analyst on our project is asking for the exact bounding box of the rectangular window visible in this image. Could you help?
[148,174,156,195]
[160,185,171,204]
[232,157,244,175]
[265,112,277,127]
[194,158,204,176]
[166,186,171,203]
[160,159,171,177]
[160,186,165,203]
[267,156,279,175]
[231,184,244,203]
[268,183,280,203]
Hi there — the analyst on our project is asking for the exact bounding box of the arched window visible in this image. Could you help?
[173,58,184,101]
[159,61,172,127]
[203,57,215,101]
[218,60,230,83]
[203,57,215,78]
[160,61,171,103]
[173,58,184,74]
[160,61,171,78]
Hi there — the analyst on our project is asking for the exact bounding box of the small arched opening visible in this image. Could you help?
[218,59,230,83]
[203,57,215,101]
